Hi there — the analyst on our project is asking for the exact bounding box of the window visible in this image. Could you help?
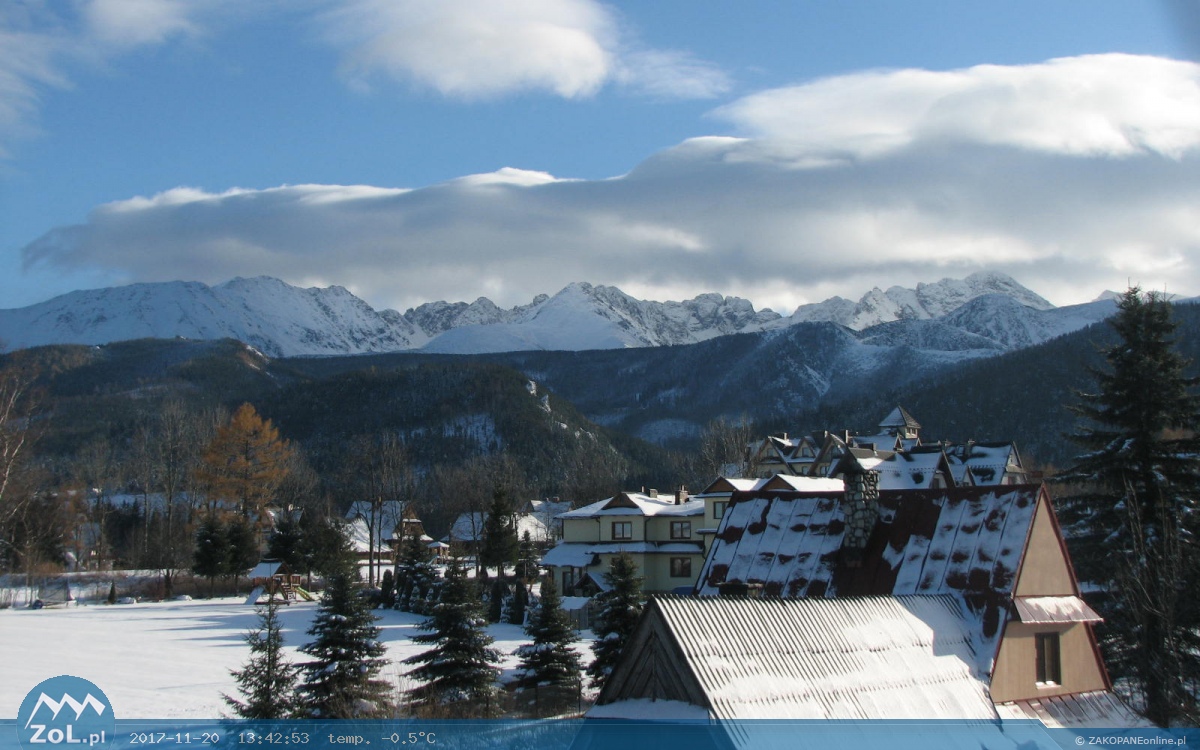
[670,557,693,578]
[670,521,692,539]
[1035,632,1062,686]
[713,501,727,520]
[612,521,632,540]
[561,568,575,593]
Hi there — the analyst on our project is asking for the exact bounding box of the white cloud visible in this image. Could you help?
[83,0,200,48]
[714,54,1200,160]
[319,0,728,99]
[0,0,224,157]
[20,55,1200,313]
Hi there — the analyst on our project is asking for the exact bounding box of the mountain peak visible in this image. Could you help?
[790,272,1053,330]
[0,273,1106,357]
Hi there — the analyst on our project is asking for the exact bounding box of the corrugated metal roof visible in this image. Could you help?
[995,691,1152,728]
[644,594,998,721]
[1013,596,1102,624]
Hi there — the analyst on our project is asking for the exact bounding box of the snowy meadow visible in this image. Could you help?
[1,597,574,719]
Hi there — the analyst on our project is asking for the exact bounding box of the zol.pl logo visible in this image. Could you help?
[16,676,113,750]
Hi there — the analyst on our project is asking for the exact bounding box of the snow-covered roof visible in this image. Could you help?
[541,541,705,568]
[1013,595,1102,624]
[343,500,419,544]
[595,594,997,721]
[559,492,704,519]
[879,405,921,431]
[695,477,760,496]
[754,475,844,492]
[995,691,1152,728]
[872,450,951,490]
[246,560,287,579]
[949,442,1025,485]
[696,485,1044,663]
[445,512,549,542]
[527,498,573,518]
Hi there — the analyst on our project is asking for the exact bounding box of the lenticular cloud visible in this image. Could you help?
[20,54,1200,313]
[715,54,1200,160]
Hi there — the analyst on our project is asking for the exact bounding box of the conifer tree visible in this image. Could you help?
[224,600,300,719]
[1059,287,1200,726]
[193,515,229,597]
[296,573,391,718]
[404,559,501,716]
[393,530,428,612]
[266,514,306,574]
[513,576,581,717]
[480,489,519,577]
[225,517,261,592]
[587,552,644,689]
[515,530,540,582]
[506,579,529,626]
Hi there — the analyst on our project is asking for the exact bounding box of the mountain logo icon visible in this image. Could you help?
[23,692,108,727]
[16,675,113,750]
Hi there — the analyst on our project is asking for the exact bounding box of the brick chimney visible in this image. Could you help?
[675,485,688,505]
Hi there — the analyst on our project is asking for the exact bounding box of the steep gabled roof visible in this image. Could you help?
[948,442,1026,485]
[696,485,1045,661]
[595,594,998,721]
[559,491,704,518]
[879,406,922,431]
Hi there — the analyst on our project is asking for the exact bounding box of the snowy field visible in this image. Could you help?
[1,597,582,719]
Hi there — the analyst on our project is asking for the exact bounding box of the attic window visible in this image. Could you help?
[1035,632,1062,686]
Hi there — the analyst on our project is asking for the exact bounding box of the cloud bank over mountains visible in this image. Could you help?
[19,52,1200,313]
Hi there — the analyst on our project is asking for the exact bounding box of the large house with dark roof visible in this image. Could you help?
[592,468,1145,727]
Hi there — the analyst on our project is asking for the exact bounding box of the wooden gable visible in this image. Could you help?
[603,493,642,510]
[990,490,1111,702]
[598,598,710,709]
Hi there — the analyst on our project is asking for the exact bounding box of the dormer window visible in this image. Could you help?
[1035,632,1062,686]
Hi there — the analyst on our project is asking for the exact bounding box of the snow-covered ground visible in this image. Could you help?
[1,597,589,720]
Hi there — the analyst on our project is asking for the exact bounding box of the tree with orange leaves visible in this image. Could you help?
[198,403,294,522]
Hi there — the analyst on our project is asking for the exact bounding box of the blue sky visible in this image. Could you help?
[1,1,1198,315]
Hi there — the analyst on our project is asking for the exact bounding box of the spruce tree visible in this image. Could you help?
[404,558,501,716]
[513,576,582,717]
[480,489,519,577]
[1059,287,1200,726]
[506,579,529,626]
[296,572,391,718]
[393,530,428,611]
[516,530,540,582]
[266,514,306,575]
[587,552,644,689]
[193,516,229,598]
[224,600,300,719]
[225,518,261,593]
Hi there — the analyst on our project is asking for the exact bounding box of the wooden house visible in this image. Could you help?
[593,476,1145,727]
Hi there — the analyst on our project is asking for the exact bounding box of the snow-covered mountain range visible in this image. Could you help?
[0,272,1115,358]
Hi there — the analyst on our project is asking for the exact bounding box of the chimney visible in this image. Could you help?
[675,485,688,505]
[648,488,658,498]
[841,465,880,567]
